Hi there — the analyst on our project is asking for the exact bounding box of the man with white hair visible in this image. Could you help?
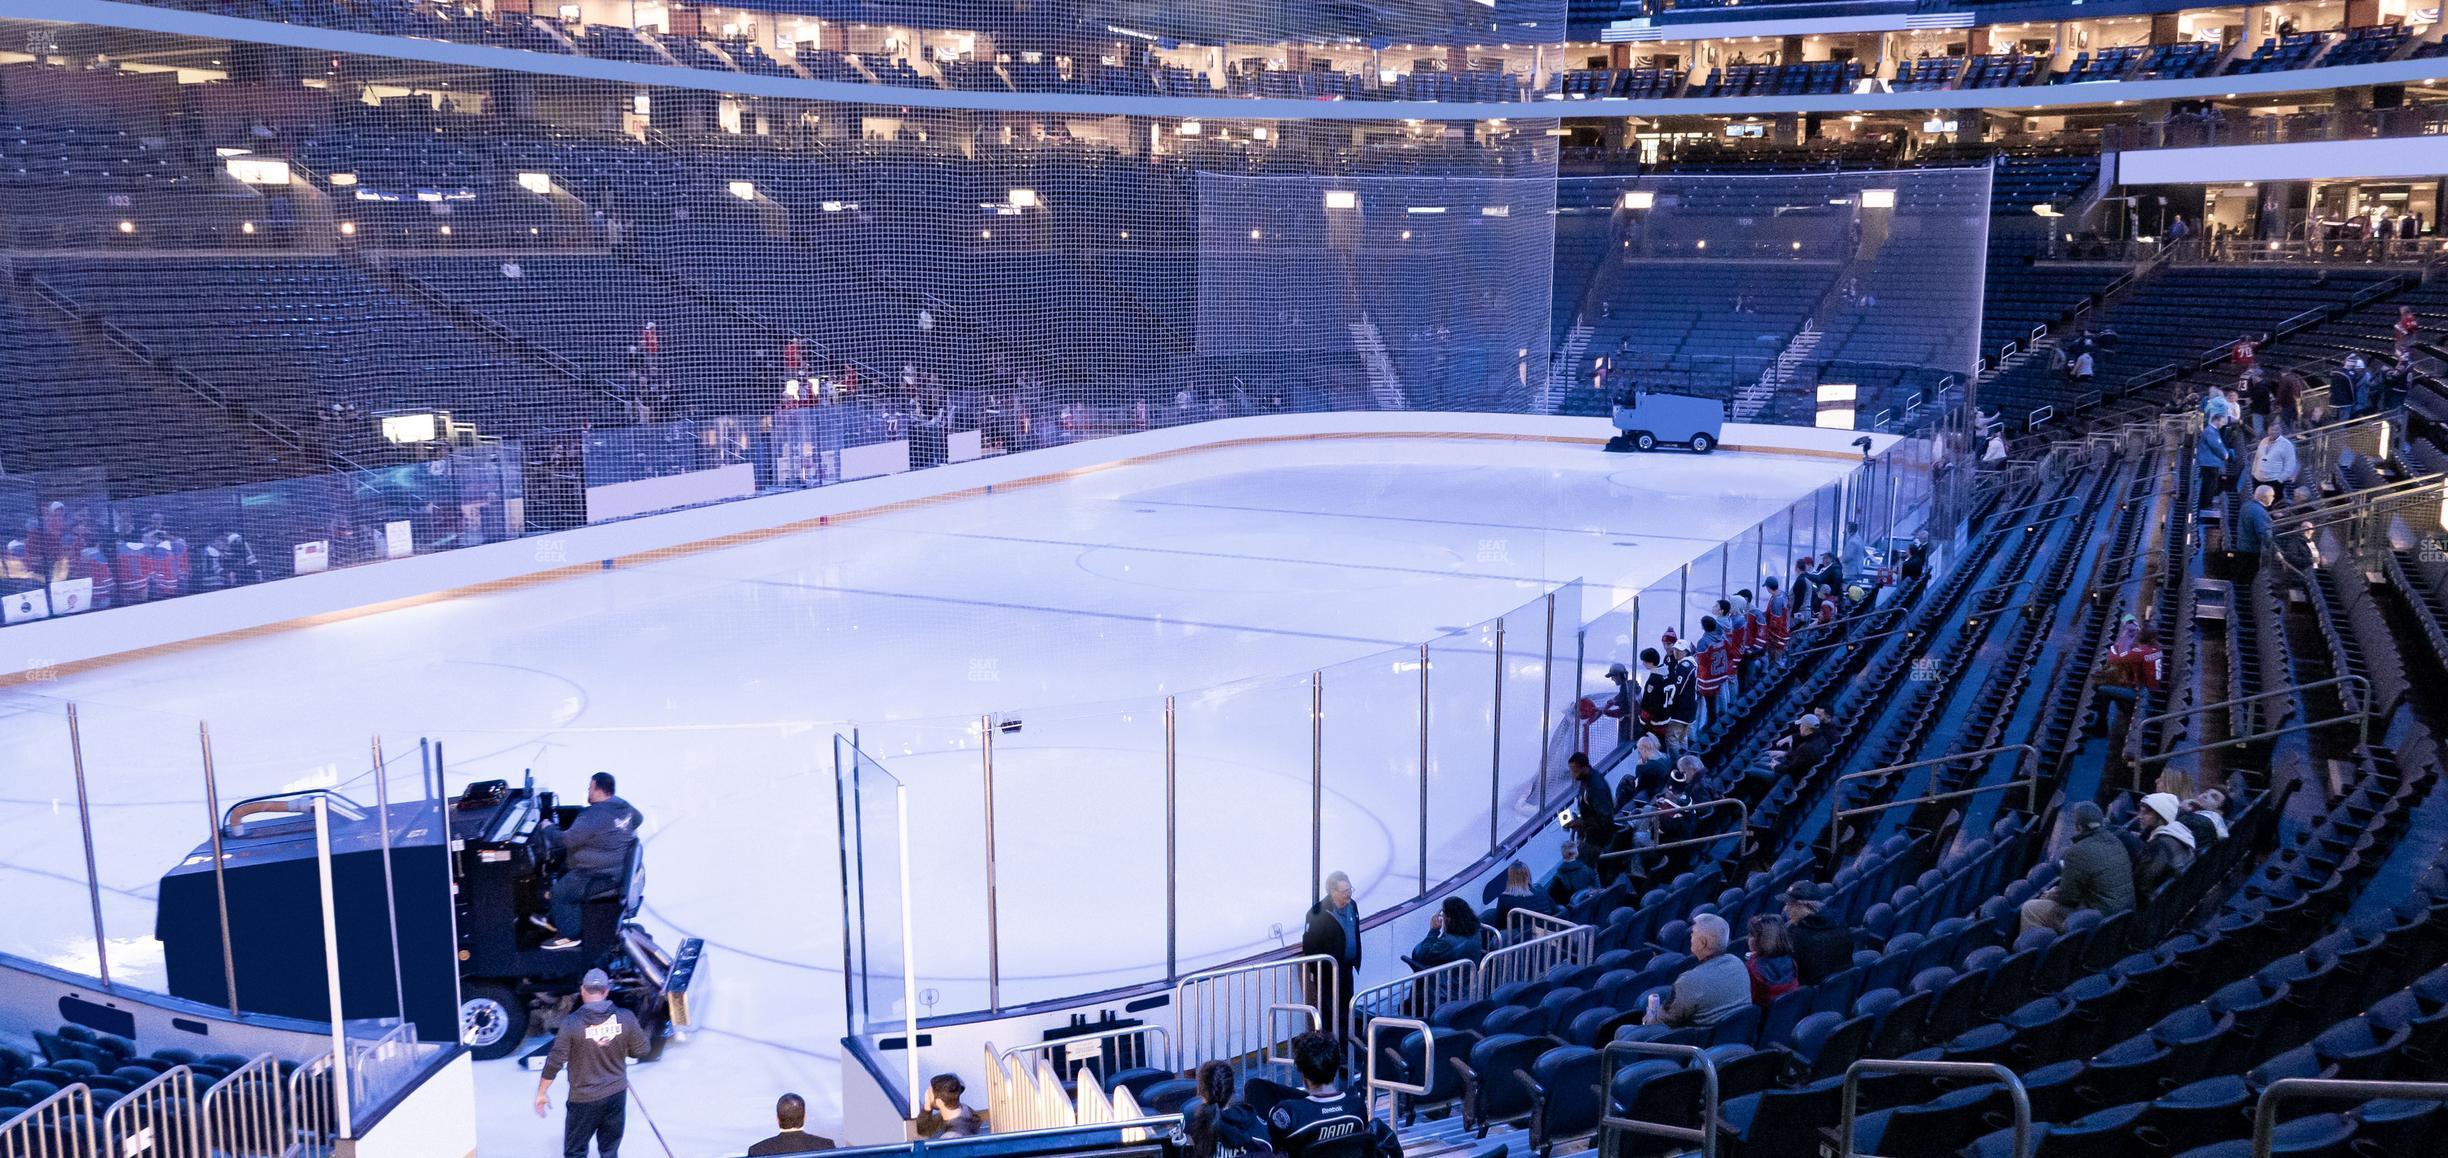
[1299,871,1362,1043]
[1645,913,1750,1028]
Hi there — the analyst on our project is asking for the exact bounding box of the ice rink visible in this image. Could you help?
[0,432,1854,1155]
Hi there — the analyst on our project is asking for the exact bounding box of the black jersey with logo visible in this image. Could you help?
[1265,1089,1400,1158]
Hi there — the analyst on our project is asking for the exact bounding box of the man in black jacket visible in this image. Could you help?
[1781,883,1854,986]
[747,1093,835,1154]
[536,969,651,1157]
[541,772,644,951]
[1565,753,1618,871]
[1299,872,1362,1044]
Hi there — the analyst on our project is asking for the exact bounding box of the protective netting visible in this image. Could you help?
[1196,172,1557,413]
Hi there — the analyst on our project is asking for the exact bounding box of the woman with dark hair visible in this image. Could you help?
[1410,897,1487,968]
[1169,1060,1271,1158]
[1745,914,1799,1006]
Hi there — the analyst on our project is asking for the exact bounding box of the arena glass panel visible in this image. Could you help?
[1170,667,1323,978]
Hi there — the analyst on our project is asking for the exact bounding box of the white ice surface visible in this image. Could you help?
[0,436,1849,1155]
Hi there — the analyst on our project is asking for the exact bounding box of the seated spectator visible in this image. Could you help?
[748,1093,835,1154]
[2090,615,2146,735]
[1767,713,1828,774]
[1171,1060,1272,1158]
[915,1074,983,1139]
[1409,897,1487,968]
[1265,1032,1400,1158]
[1626,733,1672,795]
[2133,792,2197,896]
[2179,789,2230,845]
[2020,801,2135,935]
[1490,860,1554,930]
[1781,883,1852,985]
[1745,914,1799,1006]
[1545,841,1600,905]
[1645,913,1750,1028]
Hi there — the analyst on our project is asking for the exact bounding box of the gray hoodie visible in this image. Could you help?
[564,796,644,878]
[543,999,649,1104]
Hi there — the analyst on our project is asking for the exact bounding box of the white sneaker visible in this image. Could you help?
[542,937,580,952]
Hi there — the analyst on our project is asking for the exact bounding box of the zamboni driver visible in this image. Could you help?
[530,772,644,951]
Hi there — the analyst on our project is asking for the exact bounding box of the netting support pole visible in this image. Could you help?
[311,796,354,1139]
[1539,592,1557,813]
[370,736,406,1032]
[1417,642,1430,897]
[200,722,240,1016]
[1311,671,1324,903]
[66,704,109,988]
[1489,620,1505,854]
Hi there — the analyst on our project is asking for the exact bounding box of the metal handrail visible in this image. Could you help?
[1000,1025,1173,1075]
[1598,797,1749,862]
[2268,469,2448,524]
[100,1065,202,1158]
[2251,1078,2448,1156]
[1821,744,2040,864]
[2133,674,2372,763]
[1361,1016,1433,1125]
[1478,922,1594,993]
[1172,953,1338,1072]
[1265,1004,1322,1066]
[1350,959,1477,1037]
[1598,1040,1719,1157]
[1841,1059,2028,1158]
[1505,907,1581,944]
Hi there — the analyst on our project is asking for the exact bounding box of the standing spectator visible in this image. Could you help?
[2233,485,2274,580]
[1635,650,1674,745]
[1171,1061,1272,1158]
[1692,616,1731,730]
[1781,883,1853,985]
[639,321,660,362]
[1409,897,1488,968]
[2201,383,2239,424]
[2231,333,2258,376]
[1664,642,1699,746]
[1760,575,1791,661]
[916,1075,984,1139]
[1898,529,1932,585]
[1299,873,1363,1042]
[2251,425,2298,506]
[2133,792,2197,897]
[747,1093,835,1154]
[2090,615,2143,735]
[2395,305,2421,358]
[2068,347,2095,387]
[1839,522,1868,582]
[1745,914,1800,1006]
[1565,753,1617,864]
[1644,913,1750,1028]
[2244,369,2273,437]
[1264,1033,1401,1158]
[2197,414,2234,501]
[534,968,650,1158]
[1601,661,1636,749]
[2019,802,2135,935]
[2271,372,2303,432]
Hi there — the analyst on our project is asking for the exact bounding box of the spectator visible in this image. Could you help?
[1898,529,1932,584]
[915,1074,984,1139]
[2196,414,2234,500]
[2201,384,2239,424]
[1692,615,1731,729]
[1546,841,1600,905]
[1490,860,1555,930]
[1635,649,1674,744]
[1745,914,1800,1006]
[2019,801,2135,935]
[1664,641,1699,744]
[1409,897,1487,968]
[1264,1032,1400,1158]
[1627,733,1673,795]
[2068,348,2095,386]
[2089,615,2148,736]
[2271,372,2302,431]
[1811,553,1845,604]
[1760,575,1791,661]
[1790,557,1818,618]
[1839,522,1868,581]
[2133,792,2197,896]
[534,968,650,1157]
[1982,427,2009,468]
[747,1093,835,1154]
[1171,1061,1271,1158]
[1299,872,1363,1042]
[1601,661,1635,749]
[1565,752,1617,859]
[1645,913,1750,1028]
[1767,713,1829,775]
[2251,425,2298,506]
[2395,305,2421,357]
[1780,883,1852,985]
[2233,485,2274,580]
[2179,789,2230,845]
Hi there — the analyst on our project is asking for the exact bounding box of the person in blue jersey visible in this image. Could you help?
[1265,1032,1403,1158]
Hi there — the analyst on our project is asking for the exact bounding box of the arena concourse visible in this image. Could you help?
[2,0,2447,1154]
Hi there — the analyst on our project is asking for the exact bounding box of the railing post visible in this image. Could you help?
[311,797,354,1139]
[1490,620,1505,853]
[982,715,1001,1012]
[1417,642,1430,896]
[65,705,109,988]
[370,736,407,1030]
[1312,671,1324,903]
[1540,591,1557,813]
[1165,695,1178,984]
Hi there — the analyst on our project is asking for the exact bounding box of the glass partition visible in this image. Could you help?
[1173,669,1322,976]
[1316,645,1429,909]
